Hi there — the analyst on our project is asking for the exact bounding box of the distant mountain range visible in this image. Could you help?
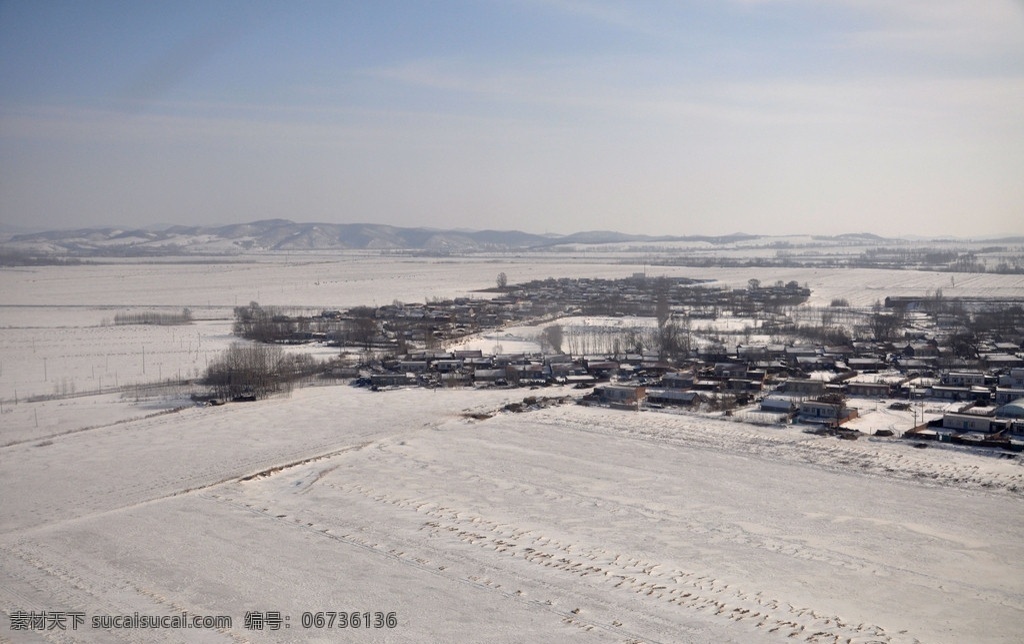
[1,219,1019,258]
[1,219,764,256]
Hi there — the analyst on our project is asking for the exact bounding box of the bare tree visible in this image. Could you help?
[623,326,645,355]
[656,319,691,362]
[655,277,671,328]
[542,324,564,353]
[203,342,285,400]
[869,311,899,342]
[348,306,378,350]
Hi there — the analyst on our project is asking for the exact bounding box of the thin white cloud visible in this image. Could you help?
[359,51,1024,131]
[2,1,1021,236]
[733,0,1024,57]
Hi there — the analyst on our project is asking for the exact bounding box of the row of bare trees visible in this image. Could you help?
[202,343,322,400]
[106,308,192,326]
[542,317,692,362]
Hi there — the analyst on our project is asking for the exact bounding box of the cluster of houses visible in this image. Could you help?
[919,368,1024,445]
[364,350,616,389]
[238,276,1024,448]
[357,339,1024,441]
[491,275,810,318]
[247,275,811,349]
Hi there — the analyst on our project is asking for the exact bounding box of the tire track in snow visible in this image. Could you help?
[209,473,917,644]
[198,492,666,644]
[336,483,914,643]
[1,539,246,643]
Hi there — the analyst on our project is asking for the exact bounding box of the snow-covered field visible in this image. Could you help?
[1,254,1023,643]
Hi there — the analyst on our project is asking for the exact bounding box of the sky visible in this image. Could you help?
[1,0,1022,238]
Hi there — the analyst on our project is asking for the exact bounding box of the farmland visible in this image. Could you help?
[1,251,1023,643]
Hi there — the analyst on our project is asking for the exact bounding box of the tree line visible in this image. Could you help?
[202,342,322,401]
[105,308,193,326]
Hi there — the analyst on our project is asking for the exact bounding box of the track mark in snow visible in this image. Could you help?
[198,492,666,644]
[458,522,907,643]
[238,441,373,482]
[419,502,914,642]
[1,541,245,643]
[212,480,922,644]
[4,435,382,537]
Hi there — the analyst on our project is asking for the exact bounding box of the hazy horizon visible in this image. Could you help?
[5,217,1024,245]
[2,1,1022,238]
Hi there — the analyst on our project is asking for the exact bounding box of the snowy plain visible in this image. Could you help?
[1,252,1023,643]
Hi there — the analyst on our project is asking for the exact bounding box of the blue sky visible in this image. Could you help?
[1,0,1022,237]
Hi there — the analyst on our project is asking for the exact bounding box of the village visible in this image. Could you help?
[5,257,1023,644]
[226,274,1024,451]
